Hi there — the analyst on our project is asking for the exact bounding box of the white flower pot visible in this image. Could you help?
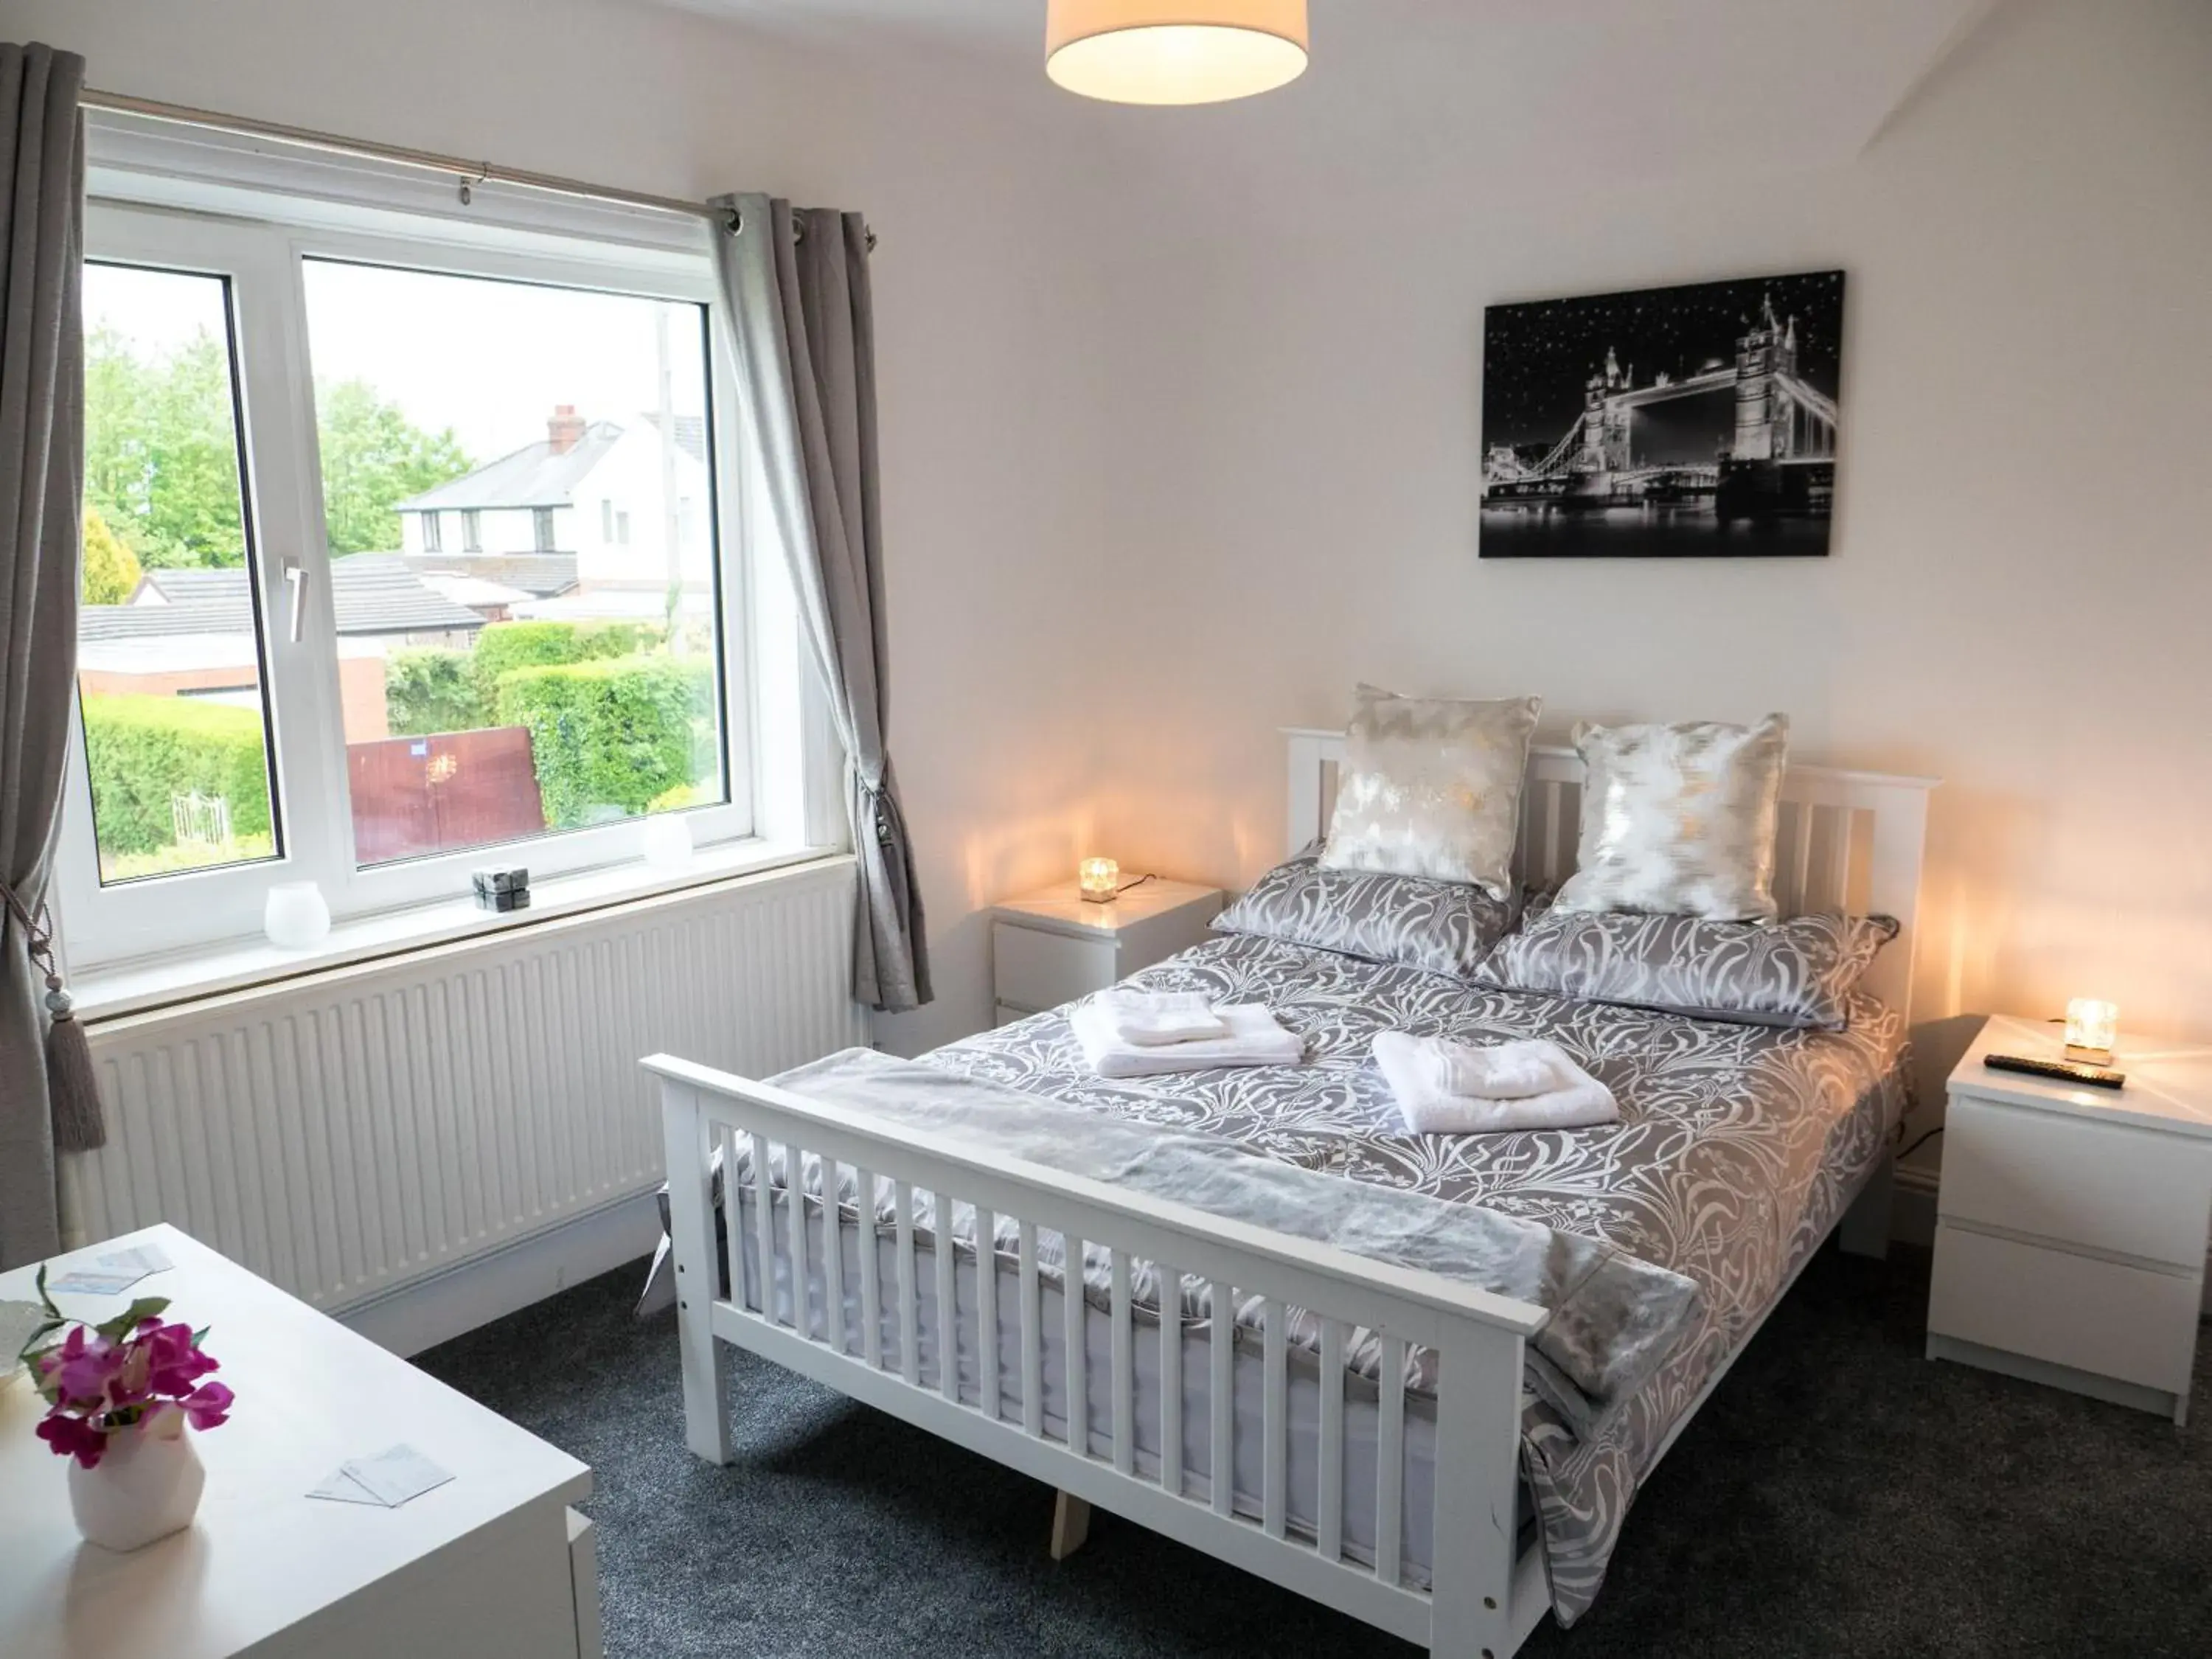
[263,880,332,950]
[66,1413,206,1552]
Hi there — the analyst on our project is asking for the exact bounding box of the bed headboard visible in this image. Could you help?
[1283,727,1940,1022]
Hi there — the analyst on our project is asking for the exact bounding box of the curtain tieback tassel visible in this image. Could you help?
[44,984,105,1156]
[0,881,105,1155]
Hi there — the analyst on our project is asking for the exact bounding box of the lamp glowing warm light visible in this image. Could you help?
[1079,858,1121,904]
[2065,998,2119,1063]
[1046,0,1309,105]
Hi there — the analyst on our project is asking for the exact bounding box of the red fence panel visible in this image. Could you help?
[348,726,547,866]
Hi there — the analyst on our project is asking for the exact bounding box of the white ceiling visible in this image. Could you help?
[650,0,2003,186]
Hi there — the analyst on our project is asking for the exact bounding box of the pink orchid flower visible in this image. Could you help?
[23,1273,234,1470]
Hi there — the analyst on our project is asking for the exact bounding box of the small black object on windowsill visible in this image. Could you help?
[472,867,531,914]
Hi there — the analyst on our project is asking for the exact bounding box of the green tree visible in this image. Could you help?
[83,323,246,570]
[82,324,471,567]
[314,379,472,555]
[80,505,143,605]
[383,647,488,736]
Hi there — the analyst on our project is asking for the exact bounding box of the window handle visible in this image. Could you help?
[282,558,308,643]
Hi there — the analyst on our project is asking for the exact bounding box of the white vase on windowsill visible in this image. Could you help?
[66,1411,207,1553]
[262,880,331,950]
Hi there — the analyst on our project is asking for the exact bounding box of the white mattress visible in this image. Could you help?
[731,1183,1451,1584]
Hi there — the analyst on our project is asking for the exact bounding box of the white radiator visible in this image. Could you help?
[63,858,866,1315]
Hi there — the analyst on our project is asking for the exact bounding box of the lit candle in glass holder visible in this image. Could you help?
[1079,858,1120,905]
[2064,998,2119,1063]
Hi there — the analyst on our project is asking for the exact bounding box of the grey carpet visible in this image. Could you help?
[417,1243,2212,1658]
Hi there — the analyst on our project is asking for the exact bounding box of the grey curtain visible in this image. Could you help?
[0,42,85,1270]
[714,193,930,1012]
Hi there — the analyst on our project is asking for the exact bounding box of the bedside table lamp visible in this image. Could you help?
[2065,997,2118,1064]
[1079,858,1120,905]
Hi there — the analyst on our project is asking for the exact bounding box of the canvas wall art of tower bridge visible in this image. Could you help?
[1479,270,1844,558]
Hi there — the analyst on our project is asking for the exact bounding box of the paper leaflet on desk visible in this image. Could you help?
[44,1242,176,1298]
[307,1444,453,1508]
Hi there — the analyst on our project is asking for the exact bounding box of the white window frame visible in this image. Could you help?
[58,134,835,972]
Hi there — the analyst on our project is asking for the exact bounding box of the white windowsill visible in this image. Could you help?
[73,838,844,1025]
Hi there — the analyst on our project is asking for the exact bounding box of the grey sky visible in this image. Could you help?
[84,257,710,466]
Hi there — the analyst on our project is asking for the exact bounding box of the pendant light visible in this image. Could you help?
[1045,1,1310,105]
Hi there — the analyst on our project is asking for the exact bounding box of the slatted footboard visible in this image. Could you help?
[647,1055,1554,1659]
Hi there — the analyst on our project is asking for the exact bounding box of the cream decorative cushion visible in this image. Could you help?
[1319,685,1541,901]
[1554,714,1789,922]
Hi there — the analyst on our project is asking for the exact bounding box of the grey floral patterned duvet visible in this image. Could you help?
[918,930,1909,1623]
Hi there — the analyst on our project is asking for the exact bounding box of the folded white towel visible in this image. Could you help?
[1419,1035,1571,1100]
[1372,1032,1619,1135]
[1071,1002,1304,1078]
[1095,988,1228,1047]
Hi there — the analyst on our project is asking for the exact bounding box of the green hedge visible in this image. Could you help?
[383,647,483,737]
[470,619,659,709]
[493,654,714,828]
[81,695,273,857]
[383,624,672,739]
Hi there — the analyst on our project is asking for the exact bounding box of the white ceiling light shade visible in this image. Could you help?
[1046,0,1309,105]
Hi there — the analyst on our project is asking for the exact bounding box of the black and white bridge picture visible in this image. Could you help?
[1479,269,1844,558]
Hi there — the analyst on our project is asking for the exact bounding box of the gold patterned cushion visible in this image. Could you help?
[1554,714,1789,921]
[1319,685,1541,900]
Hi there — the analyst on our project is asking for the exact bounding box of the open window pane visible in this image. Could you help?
[299,260,726,868]
[77,262,280,885]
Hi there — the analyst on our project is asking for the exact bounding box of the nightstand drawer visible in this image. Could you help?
[1929,1222,2201,1394]
[992,922,1117,1012]
[1940,1096,2212,1267]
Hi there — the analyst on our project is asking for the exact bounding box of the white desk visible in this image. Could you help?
[1928,1018,2212,1424]
[0,1225,600,1659]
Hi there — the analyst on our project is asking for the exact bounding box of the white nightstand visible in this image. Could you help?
[1927,1015,2212,1424]
[990,878,1223,1026]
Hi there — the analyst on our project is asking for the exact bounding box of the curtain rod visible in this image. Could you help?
[80,87,737,229]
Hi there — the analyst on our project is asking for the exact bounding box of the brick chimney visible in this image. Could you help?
[547,404,585,454]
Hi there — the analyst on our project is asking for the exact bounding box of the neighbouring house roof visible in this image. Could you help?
[417,573,535,611]
[75,628,266,672]
[637,411,707,466]
[394,421,625,512]
[399,553,577,599]
[512,587,716,625]
[109,556,486,639]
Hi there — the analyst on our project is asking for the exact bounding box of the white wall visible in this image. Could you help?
[21,0,2212,1118]
[1069,0,2212,1153]
[576,428,711,590]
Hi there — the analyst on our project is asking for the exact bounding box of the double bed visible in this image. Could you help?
[647,729,1935,1656]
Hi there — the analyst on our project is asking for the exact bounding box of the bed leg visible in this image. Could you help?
[1839,1150,1894,1261]
[1049,1492,1092,1561]
[660,1079,732,1466]
[1428,1323,1525,1659]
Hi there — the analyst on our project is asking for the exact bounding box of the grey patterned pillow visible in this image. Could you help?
[1319,684,1541,901]
[1473,902,1898,1029]
[1554,714,1789,922]
[1212,851,1519,978]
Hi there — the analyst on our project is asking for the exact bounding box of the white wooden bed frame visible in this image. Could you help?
[646,729,1937,1658]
